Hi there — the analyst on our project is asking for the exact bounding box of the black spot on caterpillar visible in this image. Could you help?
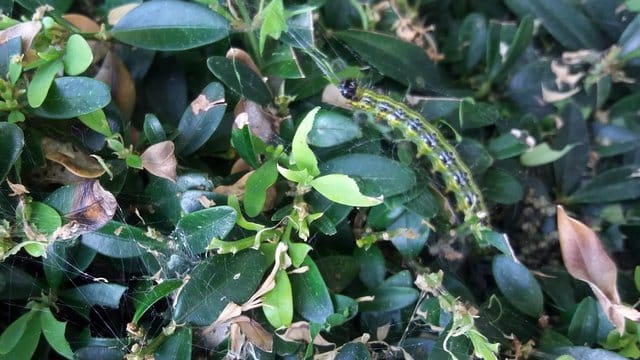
[339,79,489,226]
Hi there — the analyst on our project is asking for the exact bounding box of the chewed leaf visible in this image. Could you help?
[557,206,640,333]
[310,174,383,207]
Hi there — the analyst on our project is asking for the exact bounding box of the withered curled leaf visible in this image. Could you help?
[141,140,177,182]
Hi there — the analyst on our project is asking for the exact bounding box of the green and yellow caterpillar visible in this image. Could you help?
[338,79,489,228]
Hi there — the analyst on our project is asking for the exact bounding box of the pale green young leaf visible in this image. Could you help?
[291,107,320,176]
[63,34,93,75]
[311,174,383,207]
[520,143,576,167]
[27,59,63,108]
[259,0,288,54]
[78,109,112,136]
[39,308,74,359]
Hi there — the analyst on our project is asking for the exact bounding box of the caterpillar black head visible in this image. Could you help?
[338,79,359,100]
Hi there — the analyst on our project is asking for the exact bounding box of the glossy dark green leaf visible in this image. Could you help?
[327,294,358,327]
[32,77,111,119]
[81,221,157,258]
[230,126,260,169]
[550,346,629,359]
[334,30,448,93]
[290,257,334,324]
[174,206,237,254]
[316,256,359,293]
[569,166,640,203]
[320,154,415,198]
[308,109,362,147]
[488,133,528,159]
[619,14,640,65]
[359,286,419,312]
[380,270,414,288]
[0,122,24,184]
[60,283,127,309]
[43,242,96,289]
[568,297,599,345]
[459,99,499,129]
[0,265,42,300]
[492,255,544,317]
[335,342,370,360]
[263,45,304,79]
[173,250,267,325]
[174,82,227,156]
[155,327,192,360]
[144,177,181,227]
[459,13,487,72]
[488,15,534,81]
[0,37,21,80]
[244,159,279,217]
[354,245,385,289]
[387,211,429,258]
[594,124,640,157]
[306,190,352,236]
[207,56,273,105]
[111,0,230,50]
[504,0,606,50]
[481,168,524,204]
[553,104,589,194]
[143,114,166,144]
[132,279,183,324]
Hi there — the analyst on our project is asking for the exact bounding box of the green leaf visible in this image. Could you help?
[126,154,143,169]
[504,0,606,50]
[311,174,383,207]
[354,245,385,289]
[173,250,267,325]
[291,107,320,176]
[245,159,279,217]
[63,34,93,75]
[60,283,127,309]
[0,311,34,354]
[0,122,24,184]
[568,297,599,345]
[78,109,112,136]
[131,279,183,324]
[290,257,334,324]
[488,133,528,159]
[569,166,640,203]
[81,221,156,258]
[39,308,74,359]
[32,77,111,119]
[143,114,166,144]
[492,255,544,317]
[111,0,230,50]
[207,56,273,106]
[488,15,534,81]
[0,309,41,360]
[231,126,260,169]
[335,343,371,360]
[520,143,576,166]
[175,82,227,156]
[459,99,499,129]
[259,0,288,54]
[27,59,63,108]
[387,211,430,258]
[263,269,293,328]
[553,104,589,194]
[320,154,416,197]
[43,241,96,290]
[316,255,359,293]
[174,206,237,254]
[359,286,419,312]
[334,30,448,92]
[458,13,487,72]
[155,327,192,360]
[288,242,312,268]
[481,168,524,205]
[28,201,62,236]
[308,109,362,147]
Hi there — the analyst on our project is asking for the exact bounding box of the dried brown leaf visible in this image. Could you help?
[541,84,580,103]
[95,51,136,119]
[214,172,252,199]
[226,48,262,77]
[278,321,334,346]
[42,137,105,178]
[235,316,274,352]
[0,21,42,53]
[234,100,278,142]
[53,180,118,239]
[108,3,139,26]
[557,205,640,333]
[141,140,177,182]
